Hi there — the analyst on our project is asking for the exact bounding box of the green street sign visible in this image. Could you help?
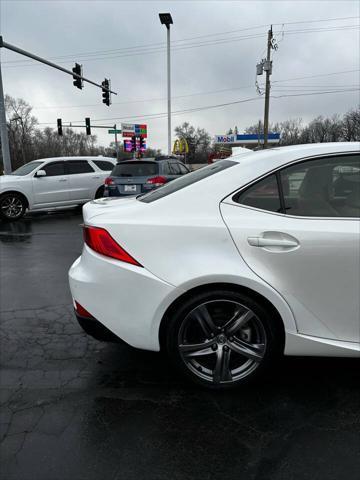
[108,129,121,134]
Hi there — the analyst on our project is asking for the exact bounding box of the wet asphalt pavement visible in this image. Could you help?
[0,209,359,480]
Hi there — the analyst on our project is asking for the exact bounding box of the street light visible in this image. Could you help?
[159,12,173,156]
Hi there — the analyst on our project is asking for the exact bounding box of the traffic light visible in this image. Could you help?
[72,63,83,89]
[131,136,136,152]
[57,118,63,136]
[139,137,145,150]
[85,117,91,135]
[102,78,111,106]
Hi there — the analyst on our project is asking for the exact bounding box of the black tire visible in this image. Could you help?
[164,289,283,389]
[0,193,26,221]
[95,186,104,199]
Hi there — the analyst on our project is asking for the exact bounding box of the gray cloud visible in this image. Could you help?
[1,0,359,151]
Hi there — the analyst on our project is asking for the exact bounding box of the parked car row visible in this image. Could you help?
[0,155,190,220]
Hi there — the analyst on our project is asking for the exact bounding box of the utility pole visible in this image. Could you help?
[0,58,11,174]
[263,26,273,149]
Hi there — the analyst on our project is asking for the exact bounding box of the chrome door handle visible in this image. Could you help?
[248,237,298,248]
[59,178,67,182]
[92,176,100,179]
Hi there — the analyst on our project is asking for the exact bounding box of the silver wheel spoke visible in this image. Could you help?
[179,340,216,358]
[178,299,267,385]
[229,338,264,362]
[225,309,254,336]
[192,304,217,338]
[1,197,22,217]
[213,347,232,383]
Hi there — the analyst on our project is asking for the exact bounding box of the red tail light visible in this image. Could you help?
[83,225,142,266]
[146,175,167,186]
[74,301,93,318]
[105,177,114,186]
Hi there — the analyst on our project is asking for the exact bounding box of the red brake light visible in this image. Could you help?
[74,301,93,318]
[105,177,114,185]
[146,175,167,186]
[83,225,142,267]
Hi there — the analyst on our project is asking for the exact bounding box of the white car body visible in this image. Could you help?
[69,143,360,362]
[0,156,116,213]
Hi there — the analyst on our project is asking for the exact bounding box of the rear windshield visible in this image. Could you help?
[139,159,236,203]
[111,162,158,177]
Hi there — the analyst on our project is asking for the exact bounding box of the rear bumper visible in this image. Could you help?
[104,185,156,197]
[75,312,125,343]
[69,245,179,351]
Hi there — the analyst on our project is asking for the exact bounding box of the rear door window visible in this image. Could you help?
[66,161,94,174]
[235,174,282,213]
[112,162,159,177]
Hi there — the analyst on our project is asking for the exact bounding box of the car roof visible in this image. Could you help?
[32,156,116,163]
[159,142,360,208]
[116,156,182,163]
[229,142,359,167]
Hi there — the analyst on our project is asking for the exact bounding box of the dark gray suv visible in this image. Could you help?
[103,156,190,197]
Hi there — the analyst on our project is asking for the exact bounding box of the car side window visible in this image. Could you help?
[235,174,282,213]
[280,154,360,218]
[162,162,171,175]
[93,160,114,171]
[66,161,94,175]
[169,162,181,175]
[42,162,65,177]
[178,163,189,174]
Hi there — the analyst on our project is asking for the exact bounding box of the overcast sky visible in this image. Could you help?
[0,0,359,151]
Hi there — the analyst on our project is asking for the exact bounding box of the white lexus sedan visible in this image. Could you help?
[69,143,360,389]
[0,156,116,220]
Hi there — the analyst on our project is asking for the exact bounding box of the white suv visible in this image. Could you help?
[0,156,116,220]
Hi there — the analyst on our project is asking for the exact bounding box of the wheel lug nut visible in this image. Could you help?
[211,344,218,351]
[210,333,215,338]
[229,337,234,342]
[223,345,229,352]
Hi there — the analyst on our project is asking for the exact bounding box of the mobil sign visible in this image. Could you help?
[214,134,236,144]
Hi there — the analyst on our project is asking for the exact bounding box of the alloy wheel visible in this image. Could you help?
[178,299,267,385]
[1,196,24,219]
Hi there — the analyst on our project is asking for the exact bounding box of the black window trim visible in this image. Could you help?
[92,159,115,171]
[65,159,95,174]
[42,160,66,177]
[229,151,359,220]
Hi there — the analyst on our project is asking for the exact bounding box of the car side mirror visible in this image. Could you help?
[35,170,46,177]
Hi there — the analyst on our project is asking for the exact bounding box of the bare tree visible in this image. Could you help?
[174,122,212,163]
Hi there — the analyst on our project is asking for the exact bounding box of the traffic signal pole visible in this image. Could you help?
[0,36,117,173]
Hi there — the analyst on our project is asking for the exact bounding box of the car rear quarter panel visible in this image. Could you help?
[84,189,298,340]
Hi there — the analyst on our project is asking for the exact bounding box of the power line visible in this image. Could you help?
[3,15,358,65]
[30,69,360,110]
[2,23,358,68]
[37,87,359,126]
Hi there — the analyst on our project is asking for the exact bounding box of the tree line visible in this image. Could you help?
[1,95,160,171]
[1,95,359,170]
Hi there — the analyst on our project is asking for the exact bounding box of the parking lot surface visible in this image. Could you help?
[0,209,359,480]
